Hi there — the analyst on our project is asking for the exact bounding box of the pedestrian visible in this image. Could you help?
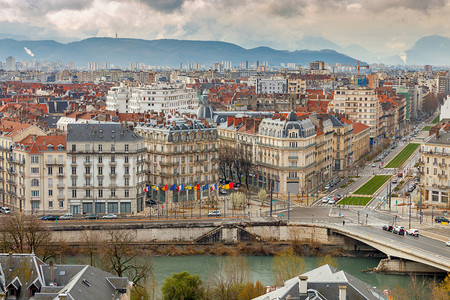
[343,220,345,226]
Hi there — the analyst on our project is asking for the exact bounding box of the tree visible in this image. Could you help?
[422,93,439,114]
[272,248,305,286]
[161,271,204,300]
[218,145,237,182]
[237,281,266,300]
[100,230,154,292]
[258,189,268,206]
[81,229,101,266]
[231,192,245,209]
[0,213,51,254]
[430,274,450,300]
[207,254,250,300]
[317,254,338,269]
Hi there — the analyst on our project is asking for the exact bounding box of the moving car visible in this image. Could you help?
[446,241,450,247]
[85,213,99,220]
[328,198,336,205]
[59,213,73,220]
[392,178,398,184]
[393,226,405,235]
[208,210,222,217]
[322,196,330,203]
[324,184,330,191]
[336,194,342,200]
[102,214,117,219]
[382,225,393,231]
[371,163,377,167]
[406,229,419,237]
[41,215,59,221]
[435,216,449,223]
[219,188,227,195]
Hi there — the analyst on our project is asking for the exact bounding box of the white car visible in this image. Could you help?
[102,214,117,219]
[446,241,450,247]
[328,198,336,205]
[371,163,376,167]
[208,210,222,217]
[322,197,330,203]
[0,207,10,214]
[59,213,73,220]
[406,229,419,237]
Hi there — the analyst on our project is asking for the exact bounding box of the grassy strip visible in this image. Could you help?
[431,116,440,124]
[354,175,391,195]
[339,196,372,206]
[384,143,419,168]
[422,126,432,131]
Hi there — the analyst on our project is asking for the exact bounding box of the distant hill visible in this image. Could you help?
[0,37,363,68]
[404,35,450,65]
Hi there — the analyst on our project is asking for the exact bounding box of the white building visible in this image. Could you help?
[5,56,16,71]
[105,83,132,112]
[441,95,450,122]
[256,78,288,94]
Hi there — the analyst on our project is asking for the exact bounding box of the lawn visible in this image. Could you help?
[422,126,432,131]
[431,116,440,124]
[384,143,420,168]
[339,196,372,206]
[353,175,391,195]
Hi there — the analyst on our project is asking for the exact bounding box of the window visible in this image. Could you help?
[125,189,129,197]
[111,167,116,175]
[111,189,116,197]
[86,190,91,198]
[85,156,90,163]
[98,177,103,186]
[48,178,53,187]
[108,202,118,213]
[31,190,39,197]
[125,156,129,163]
[72,190,77,198]
[125,166,129,175]
[58,166,63,174]
[111,144,115,152]
[72,167,77,175]
[111,156,115,163]
[48,189,53,196]
[98,166,103,175]
[85,167,90,174]
[125,178,129,186]
[31,179,39,187]
[125,144,129,152]
[72,178,76,186]
[98,189,103,198]
[72,145,76,151]
[48,167,53,175]
[85,178,91,186]
[31,155,39,164]
[31,167,39,174]
[59,201,64,208]
[120,202,131,213]
[49,201,53,208]
[98,144,103,152]
[99,156,103,163]
[72,156,76,163]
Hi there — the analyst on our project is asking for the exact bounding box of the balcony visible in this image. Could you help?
[57,183,65,188]
[438,174,447,179]
[84,161,91,166]
[57,173,65,178]
[288,155,298,160]
[47,159,64,165]
[84,173,91,177]
[110,161,117,166]
[439,163,447,167]
[110,173,117,178]
[58,195,65,200]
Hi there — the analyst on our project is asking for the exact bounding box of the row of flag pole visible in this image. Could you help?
[144,182,233,192]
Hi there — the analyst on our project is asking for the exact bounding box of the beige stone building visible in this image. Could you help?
[135,115,219,204]
[0,121,46,209]
[419,132,450,204]
[352,122,371,163]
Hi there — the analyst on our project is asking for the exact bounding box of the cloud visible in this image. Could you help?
[0,0,449,57]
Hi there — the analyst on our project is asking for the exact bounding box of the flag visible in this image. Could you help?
[144,185,150,192]
[170,184,176,191]
[210,183,217,191]
[214,183,218,190]
[229,182,233,189]
[162,185,168,191]
[178,184,184,191]
[186,185,192,190]
[202,184,209,191]
[194,184,200,190]
[152,185,159,191]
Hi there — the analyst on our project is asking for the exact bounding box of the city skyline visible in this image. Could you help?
[1,0,450,57]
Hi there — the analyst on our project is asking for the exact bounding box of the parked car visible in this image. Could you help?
[324,184,330,191]
[208,210,222,217]
[0,207,10,214]
[371,163,377,167]
[219,188,227,195]
[406,229,419,237]
[408,186,414,192]
[393,226,405,235]
[392,178,398,184]
[321,197,330,203]
[382,225,394,231]
[85,213,99,220]
[435,216,449,223]
[59,213,73,220]
[145,199,157,206]
[102,214,117,219]
[328,198,336,205]
[446,241,450,247]
[336,194,342,200]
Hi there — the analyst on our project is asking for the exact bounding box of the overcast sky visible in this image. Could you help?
[0,0,449,55]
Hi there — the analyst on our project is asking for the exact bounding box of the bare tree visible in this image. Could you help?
[272,248,305,286]
[237,142,253,188]
[207,254,250,300]
[218,145,236,182]
[81,229,101,266]
[422,93,439,114]
[317,254,338,269]
[100,230,153,290]
[0,213,51,254]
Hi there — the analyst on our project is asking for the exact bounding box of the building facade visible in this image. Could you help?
[66,124,146,215]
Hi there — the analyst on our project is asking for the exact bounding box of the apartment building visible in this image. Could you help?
[106,84,198,114]
[329,87,382,143]
[329,115,353,171]
[419,132,450,204]
[12,134,67,214]
[135,115,218,204]
[309,115,334,187]
[352,122,371,163]
[256,112,317,195]
[66,124,146,215]
[256,78,288,94]
[0,121,46,209]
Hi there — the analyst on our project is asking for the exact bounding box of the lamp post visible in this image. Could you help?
[409,194,412,229]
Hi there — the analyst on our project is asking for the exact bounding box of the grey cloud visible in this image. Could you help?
[266,0,307,17]
[363,0,447,12]
[16,0,93,15]
[139,0,185,12]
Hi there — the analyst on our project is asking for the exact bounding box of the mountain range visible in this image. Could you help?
[0,37,363,68]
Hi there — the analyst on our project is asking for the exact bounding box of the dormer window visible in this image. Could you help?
[47,144,53,150]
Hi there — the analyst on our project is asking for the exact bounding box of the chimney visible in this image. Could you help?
[50,260,55,283]
[8,252,13,269]
[298,275,308,295]
[338,285,347,300]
